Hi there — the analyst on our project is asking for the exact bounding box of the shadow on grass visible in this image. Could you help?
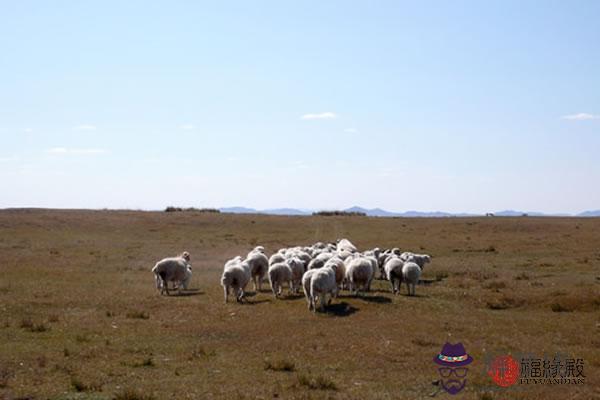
[244,298,271,305]
[278,294,305,301]
[172,289,204,297]
[323,302,358,317]
[358,295,392,304]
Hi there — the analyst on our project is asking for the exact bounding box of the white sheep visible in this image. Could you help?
[245,251,269,291]
[269,253,286,266]
[309,265,338,312]
[406,254,431,269]
[384,256,404,295]
[152,256,192,295]
[324,256,346,290]
[402,261,421,296]
[286,257,305,293]
[268,262,293,298]
[345,256,375,295]
[302,269,319,310]
[221,259,251,303]
[337,238,357,253]
[308,252,334,269]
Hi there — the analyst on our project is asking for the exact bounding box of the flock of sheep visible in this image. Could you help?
[151,239,432,312]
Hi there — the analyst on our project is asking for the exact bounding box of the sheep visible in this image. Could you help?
[221,259,251,303]
[152,256,192,295]
[309,264,338,312]
[399,252,414,262]
[290,250,312,271]
[337,238,357,253]
[245,251,269,291]
[268,262,293,298]
[302,269,319,310]
[384,256,404,295]
[286,257,305,293]
[179,251,191,262]
[345,256,375,295]
[324,256,346,290]
[308,252,334,269]
[406,254,431,269]
[269,253,286,266]
[402,261,421,296]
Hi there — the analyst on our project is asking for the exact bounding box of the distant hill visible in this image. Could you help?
[217,206,599,217]
[578,210,600,217]
[261,208,310,216]
[219,206,259,214]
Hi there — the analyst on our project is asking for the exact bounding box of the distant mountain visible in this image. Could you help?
[493,210,570,217]
[219,207,309,215]
[578,210,600,217]
[219,206,259,214]
[344,206,399,217]
[217,206,599,217]
[261,208,310,216]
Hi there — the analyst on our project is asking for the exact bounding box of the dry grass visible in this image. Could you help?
[0,209,598,399]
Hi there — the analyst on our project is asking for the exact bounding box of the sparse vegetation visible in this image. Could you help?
[114,388,157,400]
[297,374,338,391]
[264,358,295,372]
[126,311,150,320]
[70,375,102,392]
[312,210,366,217]
[132,357,155,368]
[165,206,220,213]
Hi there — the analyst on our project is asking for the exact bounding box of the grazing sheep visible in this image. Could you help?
[286,257,305,293]
[308,252,334,269]
[406,254,431,269]
[337,238,357,253]
[221,259,251,303]
[179,251,191,262]
[269,253,286,266]
[399,252,414,262]
[402,261,421,296]
[302,269,319,310]
[268,262,293,298]
[324,256,346,290]
[345,256,375,295]
[309,265,338,312]
[384,257,404,295]
[152,256,192,296]
[245,251,269,291]
[290,250,312,271]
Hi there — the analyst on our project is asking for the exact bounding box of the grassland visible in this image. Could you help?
[0,209,599,400]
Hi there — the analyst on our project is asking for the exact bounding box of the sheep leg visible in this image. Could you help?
[223,286,228,303]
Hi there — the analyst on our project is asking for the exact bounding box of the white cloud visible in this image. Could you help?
[344,128,359,133]
[0,155,19,162]
[301,112,337,120]
[46,147,106,155]
[180,124,196,130]
[561,113,599,121]
[23,128,33,133]
[74,124,97,131]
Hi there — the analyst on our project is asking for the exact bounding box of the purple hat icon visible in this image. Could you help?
[433,342,473,367]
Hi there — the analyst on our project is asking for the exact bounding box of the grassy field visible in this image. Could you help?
[0,209,598,400]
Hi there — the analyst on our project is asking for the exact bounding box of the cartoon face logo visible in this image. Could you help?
[433,342,473,395]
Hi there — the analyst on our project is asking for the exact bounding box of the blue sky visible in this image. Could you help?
[1,1,599,213]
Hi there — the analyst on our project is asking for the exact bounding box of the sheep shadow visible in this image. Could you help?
[357,295,392,304]
[278,294,305,301]
[172,289,204,297]
[243,298,271,306]
[323,302,358,317]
